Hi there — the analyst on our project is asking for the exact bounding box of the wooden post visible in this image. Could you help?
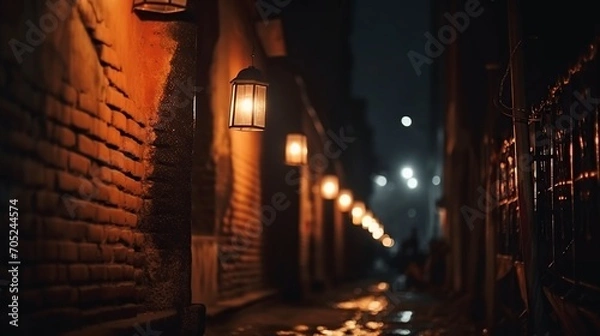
[334,202,344,282]
[506,0,549,333]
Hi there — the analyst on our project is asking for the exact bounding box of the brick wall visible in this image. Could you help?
[1,0,193,332]
[203,0,266,301]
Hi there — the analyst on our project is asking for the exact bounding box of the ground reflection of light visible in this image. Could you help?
[365,321,384,330]
[399,311,413,323]
[293,325,309,331]
[377,282,388,291]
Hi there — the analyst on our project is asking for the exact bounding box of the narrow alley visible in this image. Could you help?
[206,279,476,336]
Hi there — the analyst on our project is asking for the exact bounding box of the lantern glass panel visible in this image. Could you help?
[285,134,307,166]
[321,175,339,200]
[229,82,267,131]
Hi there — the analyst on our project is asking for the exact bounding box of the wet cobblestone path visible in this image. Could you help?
[206,279,479,336]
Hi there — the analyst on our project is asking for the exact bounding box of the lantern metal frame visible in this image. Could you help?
[285,133,308,166]
[133,0,188,13]
[228,66,269,131]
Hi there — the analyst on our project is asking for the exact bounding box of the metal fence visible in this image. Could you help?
[534,42,600,288]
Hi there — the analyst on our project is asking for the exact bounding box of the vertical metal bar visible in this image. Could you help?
[506,0,550,333]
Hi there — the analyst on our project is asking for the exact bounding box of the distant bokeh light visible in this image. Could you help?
[401,116,412,127]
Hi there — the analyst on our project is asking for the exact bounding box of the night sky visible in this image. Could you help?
[351,0,434,246]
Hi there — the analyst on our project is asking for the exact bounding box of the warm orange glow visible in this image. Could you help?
[361,211,373,229]
[382,236,394,247]
[320,175,339,200]
[337,189,353,212]
[285,134,307,166]
[372,227,384,240]
[351,201,365,225]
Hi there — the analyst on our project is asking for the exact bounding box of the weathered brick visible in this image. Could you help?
[126,250,135,264]
[57,265,68,283]
[122,265,135,280]
[109,150,126,170]
[97,143,110,165]
[89,265,108,281]
[110,208,128,226]
[106,228,120,243]
[35,265,59,284]
[122,137,141,159]
[114,246,128,262]
[68,264,90,282]
[69,152,91,175]
[77,134,98,157]
[104,67,125,93]
[101,245,114,262]
[23,159,46,186]
[98,103,112,123]
[107,86,126,112]
[79,285,102,304]
[117,282,136,299]
[124,212,138,227]
[35,191,60,214]
[36,141,69,169]
[133,162,144,179]
[79,244,103,262]
[43,286,78,307]
[125,178,142,196]
[43,167,57,187]
[107,185,122,206]
[57,171,82,192]
[98,45,121,70]
[107,265,123,280]
[90,119,109,140]
[8,132,35,152]
[123,194,139,212]
[36,242,59,261]
[133,233,144,248]
[71,108,93,131]
[57,242,79,262]
[87,224,106,243]
[111,170,127,189]
[53,125,76,147]
[106,125,121,148]
[78,91,98,115]
[96,205,111,223]
[98,167,113,183]
[60,82,78,105]
[125,118,144,141]
[111,110,127,131]
[133,253,145,268]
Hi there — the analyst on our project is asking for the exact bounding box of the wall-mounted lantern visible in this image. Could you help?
[320,175,339,200]
[133,0,187,13]
[351,201,365,225]
[228,65,268,131]
[337,189,353,212]
[285,134,307,166]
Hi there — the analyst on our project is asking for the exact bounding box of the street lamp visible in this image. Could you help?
[401,116,412,127]
[228,65,268,131]
[432,175,441,185]
[320,175,339,200]
[407,177,418,189]
[285,134,307,166]
[374,175,387,187]
[361,211,373,229]
[401,167,414,179]
[351,202,365,225]
[337,190,353,212]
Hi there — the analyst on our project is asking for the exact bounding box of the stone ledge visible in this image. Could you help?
[206,289,278,319]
